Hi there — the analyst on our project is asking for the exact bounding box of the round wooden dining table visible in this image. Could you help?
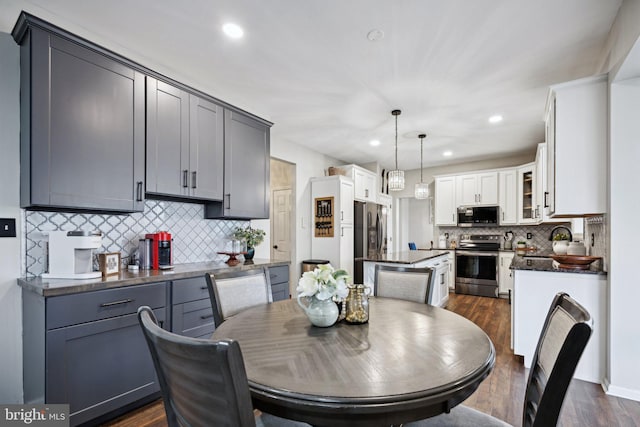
[212,297,495,427]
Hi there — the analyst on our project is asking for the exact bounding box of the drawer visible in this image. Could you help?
[268,265,289,285]
[172,298,215,338]
[46,282,167,330]
[271,282,289,302]
[172,276,210,304]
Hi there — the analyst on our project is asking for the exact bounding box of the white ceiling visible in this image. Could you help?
[0,0,622,171]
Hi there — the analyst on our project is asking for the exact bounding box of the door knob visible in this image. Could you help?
[273,245,278,249]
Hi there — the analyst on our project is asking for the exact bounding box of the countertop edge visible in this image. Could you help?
[18,259,290,297]
[361,250,450,264]
[510,257,606,275]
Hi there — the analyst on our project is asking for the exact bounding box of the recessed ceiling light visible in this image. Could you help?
[223,23,244,39]
[367,29,384,41]
[369,139,380,147]
[443,151,453,157]
[488,115,503,124]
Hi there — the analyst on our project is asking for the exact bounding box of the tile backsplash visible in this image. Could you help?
[438,222,572,252]
[24,200,248,277]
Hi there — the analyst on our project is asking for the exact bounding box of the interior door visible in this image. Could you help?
[271,188,292,262]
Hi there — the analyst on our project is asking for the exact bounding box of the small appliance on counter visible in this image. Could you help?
[438,233,449,249]
[145,231,173,270]
[42,230,103,279]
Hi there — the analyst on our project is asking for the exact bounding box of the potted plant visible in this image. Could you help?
[296,264,350,327]
[232,226,265,260]
[516,241,527,249]
[552,233,570,255]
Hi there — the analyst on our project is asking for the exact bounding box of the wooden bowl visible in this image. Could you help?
[551,255,601,270]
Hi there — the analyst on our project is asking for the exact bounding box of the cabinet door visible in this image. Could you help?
[364,171,377,203]
[477,172,498,205]
[46,308,166,426]
[339,224,354,275]
[517,164,536,224]
[189,95,224,200]
[498,253,514,295]
[456,174,478,206]
[499,170,517,225]
[27,28,145,212]
[146,77,190,197]
[340,179,354,224]
[208,110,270,219]
[435,177,457,226]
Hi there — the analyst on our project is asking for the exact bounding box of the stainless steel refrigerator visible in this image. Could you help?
[354,201,388,283]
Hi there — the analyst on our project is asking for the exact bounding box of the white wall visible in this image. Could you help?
[258,136,344,294]
[0,32,23,403]
[601,0,640,401]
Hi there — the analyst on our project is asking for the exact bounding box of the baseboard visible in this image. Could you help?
[603,378,640,402]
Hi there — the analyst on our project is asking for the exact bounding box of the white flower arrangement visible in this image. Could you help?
[297,264,350,301]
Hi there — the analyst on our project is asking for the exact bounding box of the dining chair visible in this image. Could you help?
[137,306,309,427]
[205,266,273,326]
[408,242,417,250]
[374,264,434,304]
[405,292,592,427]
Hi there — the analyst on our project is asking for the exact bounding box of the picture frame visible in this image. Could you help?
[98,252,121,278]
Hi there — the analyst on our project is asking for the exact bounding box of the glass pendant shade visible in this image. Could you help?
[414,182,429,199]
[414,133,428,199]
[388,170,405,191]
[389,109,404,191]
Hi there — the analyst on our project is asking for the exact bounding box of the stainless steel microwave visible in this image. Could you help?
[457,206,499,227]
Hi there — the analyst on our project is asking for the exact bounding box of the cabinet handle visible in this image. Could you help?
[535,206,540,218]
[440,274,444,285]
[183,170,189,188]
[200,314,215,320]
[200,286,208,290]
[502,211,505,221]
[136,181,143,202]
[100,298,133,307]
[192,171,197,189]
[341,227,344,237]
[159,320,164,329]
[365,189,369,198]
[478,194,481,203]
[341,211,344,220]
[224,194,231,209]
[544,191,549,208]
[452,213,455,223]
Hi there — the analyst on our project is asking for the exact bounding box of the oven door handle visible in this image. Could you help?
[455,251,498,257]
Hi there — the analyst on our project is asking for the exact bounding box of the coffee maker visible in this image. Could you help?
[145,231,173,270]
[42,230,103,279]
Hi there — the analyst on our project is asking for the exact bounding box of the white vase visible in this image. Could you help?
[567,242,586,256]
[297,295,339,327]
[553,240,569,255]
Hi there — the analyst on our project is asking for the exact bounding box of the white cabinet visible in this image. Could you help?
[343,164,377,203]
[498,252,514,296]
[513,269,606,383]
[456,172,498,206]
[535,143,563,224]
[447,251,455,290]
[545,75,607,217]
[517,163,536,224]
[435,176,457,226]
[498,169,518,225]
[310,176,354,273]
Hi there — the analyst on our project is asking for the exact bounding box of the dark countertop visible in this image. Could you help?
[18,258,289,297]
[361,250,449,264]
[510,255,606,275]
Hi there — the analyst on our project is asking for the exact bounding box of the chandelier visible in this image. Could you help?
[414,133,429,199]
[388,109,405,191]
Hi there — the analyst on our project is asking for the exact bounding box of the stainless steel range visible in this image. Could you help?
[455,234,500,298]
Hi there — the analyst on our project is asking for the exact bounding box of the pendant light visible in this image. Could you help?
[414,133,429,199]
[388,109,405,191]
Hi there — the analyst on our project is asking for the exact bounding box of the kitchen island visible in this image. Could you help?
[362,250,450,307]
[510,255,606,384]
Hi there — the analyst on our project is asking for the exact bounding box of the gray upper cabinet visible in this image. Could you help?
[14,22,145,212]
[146,77,224,201]
[205,110,271,219]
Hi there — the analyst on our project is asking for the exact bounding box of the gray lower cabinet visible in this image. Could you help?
[269,265,290,301]
[171,277,216,338]
[146,77,224,201]
[205,110,271,219]
[15,22,145,212]
[23,283,168,426]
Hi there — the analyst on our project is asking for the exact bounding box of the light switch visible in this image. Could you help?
[0,218,17,237]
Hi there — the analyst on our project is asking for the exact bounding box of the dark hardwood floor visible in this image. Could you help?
[103,293,640,427]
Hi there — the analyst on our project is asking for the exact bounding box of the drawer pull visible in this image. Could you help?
[100,298,133,308]
[200,314,214,320]
[200,286,208,290]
